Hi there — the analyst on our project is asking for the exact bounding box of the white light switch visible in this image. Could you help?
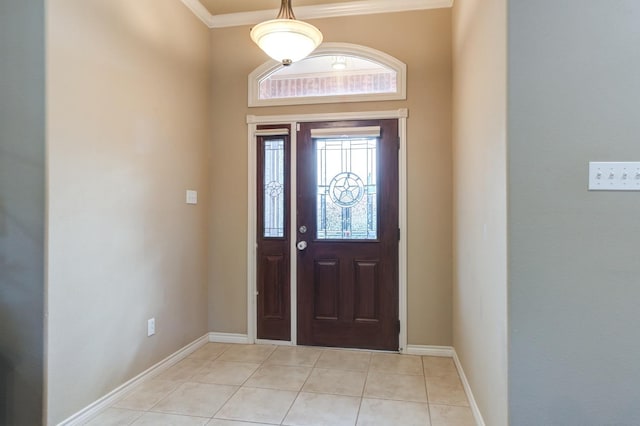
[147,318,155,337]
[186,190,198,204]
[589,162,640,191]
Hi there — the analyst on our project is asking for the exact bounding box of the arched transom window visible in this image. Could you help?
[249,43,407,107]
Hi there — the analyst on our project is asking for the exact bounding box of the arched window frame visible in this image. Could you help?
[248,42,407,107]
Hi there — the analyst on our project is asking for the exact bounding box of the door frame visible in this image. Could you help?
[246,109,409,352]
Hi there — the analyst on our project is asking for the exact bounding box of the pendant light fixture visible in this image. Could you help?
[250,0,323,66]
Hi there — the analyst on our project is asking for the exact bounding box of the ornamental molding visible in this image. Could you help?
[181,0,454,28]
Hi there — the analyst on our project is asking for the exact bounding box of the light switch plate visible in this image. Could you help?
[589,162,640,191]
[147,318,155,337]
[186,190,198,204]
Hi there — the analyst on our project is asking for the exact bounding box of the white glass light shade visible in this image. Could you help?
[251,19,323,65]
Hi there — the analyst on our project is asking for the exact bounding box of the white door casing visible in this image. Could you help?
[247,109,408,352]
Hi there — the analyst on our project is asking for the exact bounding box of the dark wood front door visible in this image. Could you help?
[296,120,399,351]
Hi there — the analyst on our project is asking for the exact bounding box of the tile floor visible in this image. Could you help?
[85,343,476,426]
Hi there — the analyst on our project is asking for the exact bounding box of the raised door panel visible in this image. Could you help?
[354,260,379,322]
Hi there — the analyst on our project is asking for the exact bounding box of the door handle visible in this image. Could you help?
[297,241,308,251]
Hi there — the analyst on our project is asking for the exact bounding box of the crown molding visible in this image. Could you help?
[182,0,453,29]
[181,0,216,27]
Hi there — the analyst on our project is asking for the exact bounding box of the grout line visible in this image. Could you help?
[428,402,473,408]
[278,352,316,424]
[195,342,248,421]
[311,347,324,368]
[353,398,364,426]
[422,356,433,426]
[277,388,298,425]
[297,357,316,393]
[208,384,242,421]
[353,360,371,426]
[300,389,365,398]
[207,346,249,419]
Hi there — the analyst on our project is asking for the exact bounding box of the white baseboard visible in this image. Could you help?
[404,345,484,426]
[404,344,455,357]
[208,332,251,344]
[58,334,209,426]
[452,351,486,426]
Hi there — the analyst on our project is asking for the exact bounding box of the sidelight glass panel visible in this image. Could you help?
[263,139,285,238]
[316,138,377,240]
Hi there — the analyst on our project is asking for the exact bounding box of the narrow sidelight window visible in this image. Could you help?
[256,126,291,341]
[263,138,286,238]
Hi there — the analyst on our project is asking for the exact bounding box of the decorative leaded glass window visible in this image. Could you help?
[249,43,407,107]
[311,126,381,240]
[263,138,285,238]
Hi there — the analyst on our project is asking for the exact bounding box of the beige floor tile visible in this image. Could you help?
[155,358,209,382]
[244,365,311,391]
[84,408,143,425]
[95,344,468,426]
[264,346,323,367]
[217,344,276,363]
[370,353,423,376]
[357,398,431,426]
[191,361,260,386]
[429,404,476,426]
[215,387,297,424]
[426,375,469,406]
[363,372,427,403]
[188,343,231,360]
[283,392,360,426]
[151,382,237,417]
[131,412,209,426]
[207,420,275,426]
[422,357,458,378]
[302,368,366,397]
[315,349,371,372]
[113,379,179,410]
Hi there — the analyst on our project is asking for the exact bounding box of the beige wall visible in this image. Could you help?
[46,1,211,423]
[208,9,453,346]
[0,1,46,424]
[452,0,508,424]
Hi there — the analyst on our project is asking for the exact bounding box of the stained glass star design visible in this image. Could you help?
[329,172,364,207]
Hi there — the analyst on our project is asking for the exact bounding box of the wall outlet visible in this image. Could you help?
[147,318,155,337]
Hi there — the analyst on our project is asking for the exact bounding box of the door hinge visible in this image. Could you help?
[398,228,401,241]
[397,137,401,150]
[396,319,401,334]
